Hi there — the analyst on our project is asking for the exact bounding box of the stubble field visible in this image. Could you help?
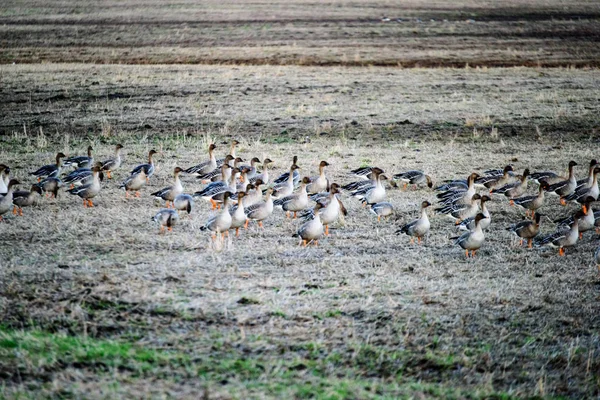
[1,0,600,398]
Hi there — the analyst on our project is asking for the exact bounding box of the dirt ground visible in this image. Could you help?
[1,0,600,67]
[1,63,600,398]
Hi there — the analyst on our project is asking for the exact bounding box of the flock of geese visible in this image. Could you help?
[1,140,599,265]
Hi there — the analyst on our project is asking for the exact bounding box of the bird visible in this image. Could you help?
[152,209,179,234]
[30,152,66,181]
[243,180,264,208]
[510,181,549,218]
[35,176,63,199]
[0,164,10,195]
[393,170,433,190]
[229,191,248,237]
[534,210,584,256]
[349,166,382,180]
[193,165,233,209]
[186,143,218,178]
[249,158,273,185]
[272,164,301,199]
[67,166,102,207]
[100,144,124,179]
[245,188,274,229]
[474,165,514,191]
[529,161,572,185]
[491,169,530,199]
[437,173,479,206]
[436,193,481,224]
[274,155,300,186]
[457,195,491,231]
[453,213,486,258]
[238,157,261,181]
[342,167,382,192]
[63,167,95,189]
[575,159,598,190]
[63,146,94,169]
[351,168,387,205]
[197,154,234,183]
[0,179,20,220]
[294,202,325,246]
[554,197,596,239]
[564,167,599,203]
[131,149,158,182]
[396,201,431,244]
[273,177,311,218]
[151,167,184,208]
[216,140,240,168]
[201,191,233,240]
[507,213,543,248]
[307,161,330,194]
[12,185,42,216]
[119,169,147,198]
[370,202,394,222]
[173,193,193,215]
[543,161,578,205]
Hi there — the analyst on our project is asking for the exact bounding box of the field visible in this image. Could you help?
[1,1,600,399]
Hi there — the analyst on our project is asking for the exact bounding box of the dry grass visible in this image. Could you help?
[1,64,600,397]
[1,0,600,67]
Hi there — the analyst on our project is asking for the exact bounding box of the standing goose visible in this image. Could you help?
[238,157,261,180]
[193,165,233,209]
[534,211,583,256]
[510,181,549,218]
[529,161,573,185]
[119,169,147,198]
[198,154,233,183]
[229,191,248,237]
[152,209,179,233]
[295,202,325,247]
[0,179,20,220]
[64,146,94,169]
[67,166,102,207]
[554,197,596,239]
[249,158,273,185]
[12,185,42,216]
[101,144,124,179]
[575,159,598,190]
[370,202,394,222]
[30,152,66,181]
[209,168,240,209]
[201,192,233,240]
[491,169,530,199]
[131,149,158,182]
[507,213,543,248]
[543,161,578,205]
[216,140,240,168]
[0,164,10,194]
[349,166,382,180]
[453,213,486,258]
[35,176,63,198]
[303,184,346,234]
[393,170,433,190]
[437,173,479,206]
[435,193,481,224]
[307,161,330,194]
[342,168,382,192]
[273,177,311,218]
[458,195,491,231]
[63,167,95,189]
[245,188,274,229]
[351,169,387,205]
[564,167,599,203]
[272,164,300,199]
[186,143,218,178]
[274,155,301,186]
[173,193,193,215]
[396,201,431,244]
[151,167,184,208]
[244,179,264,208]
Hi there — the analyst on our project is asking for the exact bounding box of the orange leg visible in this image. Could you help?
[325,225,329,236]
[471,250,476,257]
[0,215,3,221]
[560,198,566,206]
[293,211,297,219]
[519,239,523,246]
[88,199,94,207]
[579,233,583,240]
[314,240,319,247]
[302,240,307,247]
[159,225,165,234]
[258,221,264,229]
[559,247,565,256]
[83,199,88,208]
[37,177,41,182]
[410,237,414,244]
[107,170,112,179]
[224,230,229,238]
[465,249,469,258]
[12,207,17,215]
[135,191,141,198]
[244,219,249,229]
[211,234,216,241]
[455,219,461,225]
[417,236,422,245]
[509,200,514,206]
[236,227,240,237]
[403,183,408,190]
[377,215,381,222]
[146,177,150,184]
[18,208,23,217]
[210,198,217,210]
[70,184,75,190]
[125,191,130,199]
[528,239,533,249]
[168,226,173,232]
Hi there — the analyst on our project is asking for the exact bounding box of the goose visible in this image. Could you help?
[209,168,240,208]
[564,167,599,203]
[0,164,10,194]
[436,193,481,224]
[173,193,193,215]
[273,177,311,218]
[151,167,184,208]
[244,180,264,208]
[351,169,387,205]
[554,197,595,239]
[152,209,179,233]
[185,143,217,177]
[249,158,273,185]
[543,161,578,205]
[349,166,383,180]
[238,157,261,180]
[370,202,394,222]
[274,155,300,186]
[67,166,102,207]
[63,167,95,189]
[458,195,491,231]
[30,152,66,181]
[197,154,233,183]
[12,185,42,216]
[63,146,94,169]
[475,165,514,191]
[0,179,20,220]
[530,161,572,185]
[510,181,549,218]
[575,159,598,190]
[201,192,233,240]
[35,176,63,198]
[245,188,274,229]
[491,169,530,199]
[393,170,433,190]
[396,201,431,244]
[101,144,124,179]
[119,169,147,198]
[453,213,486,258]
[507,213,543,248]
[307,161,330,194]
[216,140,240,168]
[229,191,248,237]
[294,202,324,246]
[193,165,233,209]
[437,173,479,206]
[534,210,583,256]
[342,168,383,192]
[272,164,300,199]
[131,149,158,182]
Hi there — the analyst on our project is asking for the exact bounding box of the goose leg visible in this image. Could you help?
[325,225,329,236]
[12,207,17,215]
[465,249,469,258]
[559,248,565,256]
[236,228,240,237]
[528,239,532,249]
